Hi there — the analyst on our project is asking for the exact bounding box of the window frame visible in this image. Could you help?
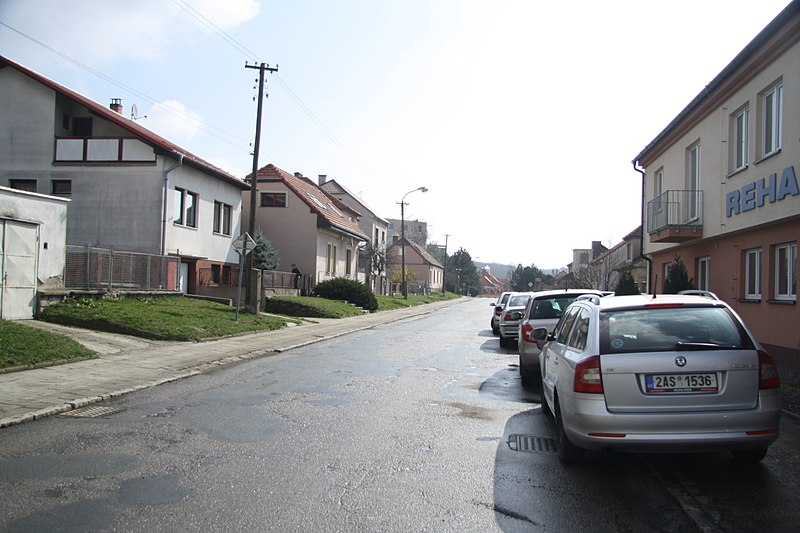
[745,248,762,300]
[687,143,701,221]
[653,168,664,213]
[697,256,711,291]
[174,187,199,228]
[774,242,797,301]
[260,192,287,207]
[732,106,749,172]
[50,179,72,198]
[213,201,232,236]
[761,82,783,158]
[9,179,37,193]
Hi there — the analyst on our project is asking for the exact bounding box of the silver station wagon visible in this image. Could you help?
[536,294,782,464]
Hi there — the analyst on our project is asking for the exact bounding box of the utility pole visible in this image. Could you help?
[244,62,278,306]
[442,234,449,295]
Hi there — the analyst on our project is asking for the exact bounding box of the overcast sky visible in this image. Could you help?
[0,0,792,270]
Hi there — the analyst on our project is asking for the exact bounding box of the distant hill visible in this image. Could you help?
[476,262,515,279]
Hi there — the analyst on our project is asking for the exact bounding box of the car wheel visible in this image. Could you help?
[555,396,582,464]
[499,336,510,348]
[492,326,500,336]
[731,448,768,463]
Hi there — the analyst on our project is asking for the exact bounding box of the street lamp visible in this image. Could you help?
[400,186,428,299]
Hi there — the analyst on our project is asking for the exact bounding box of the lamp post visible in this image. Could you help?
[400,186,428,299]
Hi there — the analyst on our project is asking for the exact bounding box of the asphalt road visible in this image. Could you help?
[1,298,799,532]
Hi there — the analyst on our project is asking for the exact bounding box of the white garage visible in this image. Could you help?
[0,187,68,319]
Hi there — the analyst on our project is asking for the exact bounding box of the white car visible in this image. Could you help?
[537,294,782,464]
[490,291,513,335]
[498,292,534,348]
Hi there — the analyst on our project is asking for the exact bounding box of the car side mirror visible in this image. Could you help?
[532,327,549,341]
[510,311,523,320]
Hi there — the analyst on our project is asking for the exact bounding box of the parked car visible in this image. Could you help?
[536,294,781,464]
[517,289,607,387]
[490,291,514,335]
[498,292,534,348]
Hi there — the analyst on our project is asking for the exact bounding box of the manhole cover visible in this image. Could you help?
[61,406,124,418]
[508,434,558,454]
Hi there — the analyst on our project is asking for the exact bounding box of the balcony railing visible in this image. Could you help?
[647,190,703,243]
[54,137,156,163]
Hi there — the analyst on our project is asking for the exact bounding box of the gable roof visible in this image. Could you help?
[251,164,369,241]
[388,237,443,268]
[320,178,389,225]
[0,55,248,190]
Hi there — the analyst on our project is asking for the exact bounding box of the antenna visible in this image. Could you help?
[131,104,147,121]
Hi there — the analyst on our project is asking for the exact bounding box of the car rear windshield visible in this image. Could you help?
[599,305,754,354]
[508,295,530,307]
[528,295,582,320]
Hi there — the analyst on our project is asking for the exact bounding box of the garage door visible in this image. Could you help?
[0,219,39,319]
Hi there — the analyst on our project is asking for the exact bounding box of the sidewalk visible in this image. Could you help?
[0,298,467,429]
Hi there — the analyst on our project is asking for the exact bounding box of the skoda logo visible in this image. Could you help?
[675,356,687,368]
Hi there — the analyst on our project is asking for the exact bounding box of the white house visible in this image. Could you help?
[0,55,249,296]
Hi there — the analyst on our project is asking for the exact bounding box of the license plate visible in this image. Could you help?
[645,373,718,393]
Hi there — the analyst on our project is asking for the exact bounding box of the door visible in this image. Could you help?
[179,262,189,293]
[0,219,39,319]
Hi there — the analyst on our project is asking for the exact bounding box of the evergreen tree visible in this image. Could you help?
[615,271,640,295]
[663,254,693,293]
[252,230,280,270]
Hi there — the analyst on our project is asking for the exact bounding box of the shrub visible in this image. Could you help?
[312,278,378,312]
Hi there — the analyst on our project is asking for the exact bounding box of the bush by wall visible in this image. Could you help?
[312,278,378,312]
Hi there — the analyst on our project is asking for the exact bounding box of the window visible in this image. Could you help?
[653,168,664,211]
[9,179,37,192]
[775,243,797,301]
[761,82,783,157]
[687,143,701,220]
[51,180,72,198]
[326,243,337,274]
[213,201,232,235]
[567,308,590,351]
[260,192,287,207]
[174,187,198,228]
[745,249,761,299]
[732,106,749,171]
[697,257,710,291]
[346,249,352,275]
[210,264,221,284]
[555,307,580,345]
[73,117,93,136]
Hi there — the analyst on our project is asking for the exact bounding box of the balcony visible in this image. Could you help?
[54,137,156,163]
[647,190,703,243]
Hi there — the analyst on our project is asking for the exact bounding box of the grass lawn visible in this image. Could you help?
[40,295,289,342]
[375,292,460,311]
[0,320,96,370]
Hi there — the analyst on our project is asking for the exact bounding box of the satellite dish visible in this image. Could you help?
[131,104,147,121]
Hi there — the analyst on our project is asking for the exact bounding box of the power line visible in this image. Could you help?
[0,20,254,152]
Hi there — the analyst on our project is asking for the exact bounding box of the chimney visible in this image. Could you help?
[110,98,123,114]
[318,174,327,186]
[294,172,303,178]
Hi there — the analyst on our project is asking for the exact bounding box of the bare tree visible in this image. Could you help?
[574,252,624,291]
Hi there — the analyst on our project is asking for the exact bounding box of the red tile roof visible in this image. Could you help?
[252,164,369,241]
[0,55,248,190]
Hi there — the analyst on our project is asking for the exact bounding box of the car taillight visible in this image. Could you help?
[504,312,513,321]
[520,322,533,342]
[494,308,501,317]
[573,355,603,393]
[758,350,780,389]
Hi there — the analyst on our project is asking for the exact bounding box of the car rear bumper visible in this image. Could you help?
[518,342,541,369]
[562,389,782,453]
[499,323,520,338]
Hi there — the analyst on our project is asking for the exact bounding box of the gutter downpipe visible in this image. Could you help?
[633,160,653,294]
[161,153,184,287]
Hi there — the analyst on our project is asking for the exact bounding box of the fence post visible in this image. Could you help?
[108,250,114,291]
[86,243,91,290]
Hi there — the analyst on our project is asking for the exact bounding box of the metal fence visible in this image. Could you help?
[64,245,180,291]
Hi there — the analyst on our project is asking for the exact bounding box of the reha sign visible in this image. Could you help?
[726,165,799,217]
